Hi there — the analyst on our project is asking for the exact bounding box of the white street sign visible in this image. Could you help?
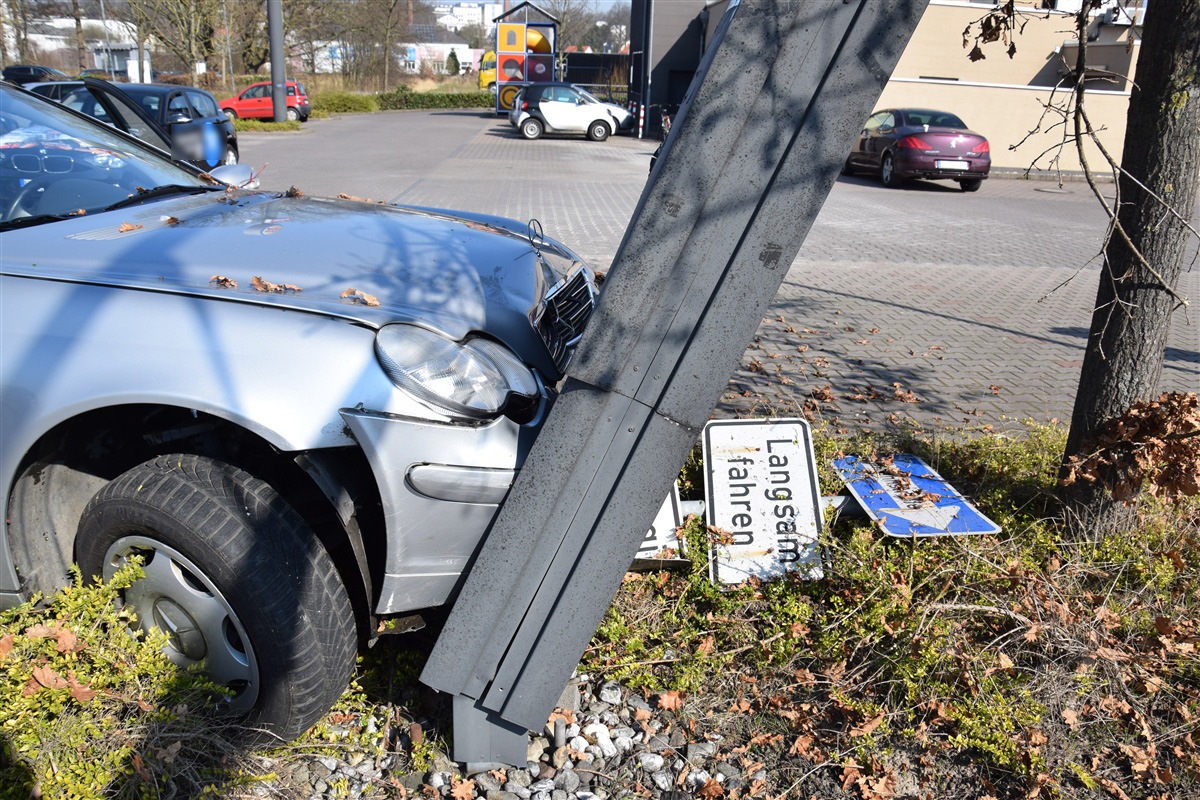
[703,419,823,584]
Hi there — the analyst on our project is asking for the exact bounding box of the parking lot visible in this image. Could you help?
[240,110,1199,432]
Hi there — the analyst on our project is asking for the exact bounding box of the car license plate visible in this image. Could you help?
[936,160,969,171]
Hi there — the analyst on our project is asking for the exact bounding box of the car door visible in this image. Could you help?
[71,79,173,153]
[160,90,225,170]
[539,86,586,133]
[857,110,896,169]
[239,84,271,118]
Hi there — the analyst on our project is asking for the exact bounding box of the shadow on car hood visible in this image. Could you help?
[2,192,570,367]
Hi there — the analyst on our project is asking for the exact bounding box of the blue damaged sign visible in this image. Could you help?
[703,419,823,584]
[834,454,1002,537]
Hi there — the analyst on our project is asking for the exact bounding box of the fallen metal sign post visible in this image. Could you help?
[421,0,930,764]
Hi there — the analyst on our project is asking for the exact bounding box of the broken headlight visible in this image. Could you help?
[375,324,540,420]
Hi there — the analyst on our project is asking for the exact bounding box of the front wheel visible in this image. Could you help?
[222,146,239,166]
[520,118,543,140]
[881,153,902,188]
[959,178,982,192]
[587,120,611,142]
[223,108,238,120]
[285,107,300,122]
[75,454,356,741]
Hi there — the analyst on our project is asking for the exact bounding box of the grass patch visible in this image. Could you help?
[231,118,303,133]
[4,421,1197,798]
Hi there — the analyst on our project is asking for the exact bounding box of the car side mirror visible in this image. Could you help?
[167,112,191,125]
[209,163,259,189]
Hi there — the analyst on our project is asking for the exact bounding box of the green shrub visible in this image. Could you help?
[312,92,379,114]
[376,90,492,110]
[231,118,303,133]
[0,562,225,799]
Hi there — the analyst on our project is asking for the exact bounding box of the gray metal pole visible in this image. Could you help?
[267,0,286,122]
[422,0,930,764]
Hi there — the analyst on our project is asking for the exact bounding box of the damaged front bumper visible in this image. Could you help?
[341,407,541,614]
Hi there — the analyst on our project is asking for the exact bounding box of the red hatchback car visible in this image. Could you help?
[845,108,990,192]
[219,80,310,122]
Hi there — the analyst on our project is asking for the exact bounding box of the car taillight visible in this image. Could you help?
[896,136,932,150]
[970,140,990,154]
[522,100,530,110]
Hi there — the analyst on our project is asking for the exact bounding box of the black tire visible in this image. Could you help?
[285,107,300,122]
[881,153,902,188]
[842,156,854,176]
[520,117,543,140]
[223,108,237,120]
[75,454,355,742]
[222,145,239,166]
[959,178,983,192]
[587,120,611,142]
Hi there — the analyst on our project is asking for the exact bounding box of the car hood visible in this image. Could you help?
[0,191,582,376]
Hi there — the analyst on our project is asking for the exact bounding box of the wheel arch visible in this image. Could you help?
[2,403,379,645]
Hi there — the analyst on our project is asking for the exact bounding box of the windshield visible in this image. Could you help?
[574,86,601,104]
[0,85,209,227]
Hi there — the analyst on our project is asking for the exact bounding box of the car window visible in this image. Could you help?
[167,93,191,118]
[138,95,160,117]
[864,113,886,132]
[295,83,307,96]
[286,85,296,97]
[0,86,212,226]
[186,90,218,118]
[243,85,268,100]
[879,112,896,129]
[60,87,113,124]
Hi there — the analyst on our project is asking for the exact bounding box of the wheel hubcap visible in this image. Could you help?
[104,535,259,712]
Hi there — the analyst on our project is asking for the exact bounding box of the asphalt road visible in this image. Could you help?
[238,110,1199,432]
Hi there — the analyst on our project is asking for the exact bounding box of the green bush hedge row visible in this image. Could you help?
[312,92,379,114]
[309,89,492,116]
[377,89,492,110]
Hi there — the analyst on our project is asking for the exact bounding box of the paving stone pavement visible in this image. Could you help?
[242,111,1199,434]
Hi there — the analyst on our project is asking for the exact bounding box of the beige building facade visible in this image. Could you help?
[875,1,1140,174]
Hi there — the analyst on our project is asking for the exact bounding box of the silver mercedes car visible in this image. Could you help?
[0,83,595,739]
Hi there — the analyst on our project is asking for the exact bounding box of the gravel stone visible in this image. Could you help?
[599,681,623,704]
[510,769,533,788]
[529,779,556,793]
[503,782,533,799]
[688,742,718,760]
[476,773,503,793]
[651,770,675,791]
[554,769,581,793]
[639,753,665,772]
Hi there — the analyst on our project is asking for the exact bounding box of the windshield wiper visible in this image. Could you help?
[0,213,79,231]
[102,183,224,212]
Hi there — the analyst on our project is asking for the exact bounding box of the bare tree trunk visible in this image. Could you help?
[7,0,27,62]
[1060,3,1200,526]
[0,4,10,66]
[71,0,86,71]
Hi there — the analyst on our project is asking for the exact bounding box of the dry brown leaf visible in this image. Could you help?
[209,275,237,289]
[1062,708,1080,728]
[285,186,304,197]
[0,634,13,660]
[851,711,884,738]
[117,221,143,233]
[340,287,382,307]
[163,216,181,226]
[449,777,475,800]
[68,674,96,703]
[32,665,68,690]
[657,690,684,711]
[634,706,653,722]
[53,626,78,654]
[697,778,724,799]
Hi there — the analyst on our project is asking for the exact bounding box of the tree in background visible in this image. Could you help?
[444,47,458,75]
[122,0,221,80]
[968,1,1199,529]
